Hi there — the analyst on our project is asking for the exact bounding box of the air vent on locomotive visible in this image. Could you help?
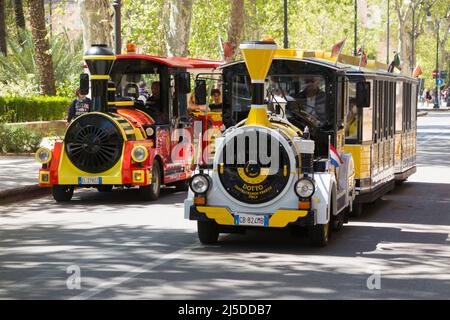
[216,126,295,205]
[65,113,124,173]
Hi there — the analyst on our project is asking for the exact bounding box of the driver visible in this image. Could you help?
[144,81,168,125]
[297,78,326,119]
[146,81,161,111]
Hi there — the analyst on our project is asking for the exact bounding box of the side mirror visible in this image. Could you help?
[80,73,89,95]
[177,72,191,94]
[356,81,371,108]
[195,79,207,105]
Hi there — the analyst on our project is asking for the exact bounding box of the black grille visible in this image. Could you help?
[65,114,123,173]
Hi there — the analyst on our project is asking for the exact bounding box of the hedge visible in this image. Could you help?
[0,96,71,123]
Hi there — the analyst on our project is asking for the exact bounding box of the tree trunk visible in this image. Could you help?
[13,0,26,30]
[0,0,6,56]
[397,23,411,75]
[166,0,193,57]
[394,0,412,75]
[79,0,113,52]
[28,0,56,95]
[226,0,244,62]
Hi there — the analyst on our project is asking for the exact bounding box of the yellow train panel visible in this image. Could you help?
[343,145,371,179]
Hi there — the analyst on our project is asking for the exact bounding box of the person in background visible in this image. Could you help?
[188,92,209,113]
[346,97,359,139]
[138,81,148,97]
[67,88,92,123]
[209,88,223,112]
[147,81,161,111]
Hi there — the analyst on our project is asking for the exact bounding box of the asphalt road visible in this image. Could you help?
[1,112,450,299]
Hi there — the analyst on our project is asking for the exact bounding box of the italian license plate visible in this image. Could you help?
[234,214,269,227]
[78,177,102,185]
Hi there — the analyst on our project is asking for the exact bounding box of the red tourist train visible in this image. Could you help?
[36,44,223,202]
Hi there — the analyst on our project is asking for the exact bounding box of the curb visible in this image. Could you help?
[417,111,428,117]
[0,185,51,205]
[417,109,450,112]
[0,153,35,157]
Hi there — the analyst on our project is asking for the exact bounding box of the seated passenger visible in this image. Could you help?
[346,98,359,139]
[209,89,223,112]
[146,81,161,111]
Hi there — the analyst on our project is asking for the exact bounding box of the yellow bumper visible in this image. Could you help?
[195,206,309,228]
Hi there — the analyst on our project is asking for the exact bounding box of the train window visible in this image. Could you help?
[395,81,403,132]
[345,82,360,143]
[231,74,252,121]
[373,81,379,141]
[404,82,411,130]
[384,81,389,139]
[391,82,396,136]
[362,80,373,142]
[378,81,384,140]
[411,84,417,129]
[265,74,329,127]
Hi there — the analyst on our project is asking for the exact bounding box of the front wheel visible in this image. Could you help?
[350,202,363,217]
[197,221,219,244]
[52,185,74,202]
[308,223,330,247]
[139,161,161,201]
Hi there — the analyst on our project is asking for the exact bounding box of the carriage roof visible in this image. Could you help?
[221,48,417,82]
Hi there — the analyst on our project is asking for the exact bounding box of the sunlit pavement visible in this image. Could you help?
[0,112,450,299]
[0,156,39,191]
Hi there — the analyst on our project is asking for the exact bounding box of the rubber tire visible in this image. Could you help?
[197,221,219,244]
[308,222,330,247]
[138,161,161,201]
[52,185,74,202]
[350,202,364,217]
[97,185,113,192]
[332,212,344,231]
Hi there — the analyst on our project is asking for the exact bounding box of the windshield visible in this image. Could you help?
[231,74,328,127]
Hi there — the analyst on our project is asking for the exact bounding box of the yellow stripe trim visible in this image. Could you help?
[108,88,116,91]
[111,101,134,107]
[90,75,110,80]
[196,206,308,228]
[83,55,116,60]
[196,206,235,225]
[269,209,308,227]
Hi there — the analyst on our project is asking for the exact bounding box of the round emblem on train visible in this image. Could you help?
[216,126,293,204]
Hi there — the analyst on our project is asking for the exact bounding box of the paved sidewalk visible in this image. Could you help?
[418,101,449,111]
[0,156,41,192]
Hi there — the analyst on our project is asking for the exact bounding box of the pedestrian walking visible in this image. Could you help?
[67,88,92,123]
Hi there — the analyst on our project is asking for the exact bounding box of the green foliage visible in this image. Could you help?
[0,29,83,97]
[0,123,44,153]
[122,0,167,56]
[0,96,71,123]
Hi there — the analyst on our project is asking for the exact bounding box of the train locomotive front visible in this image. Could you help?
[36,45,173,202]
[185,40,352,247]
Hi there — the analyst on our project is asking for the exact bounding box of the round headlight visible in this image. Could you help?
[190,174,210,194]
[131,146,148,163]
[36,148,52,164]
[294,178,315,198]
